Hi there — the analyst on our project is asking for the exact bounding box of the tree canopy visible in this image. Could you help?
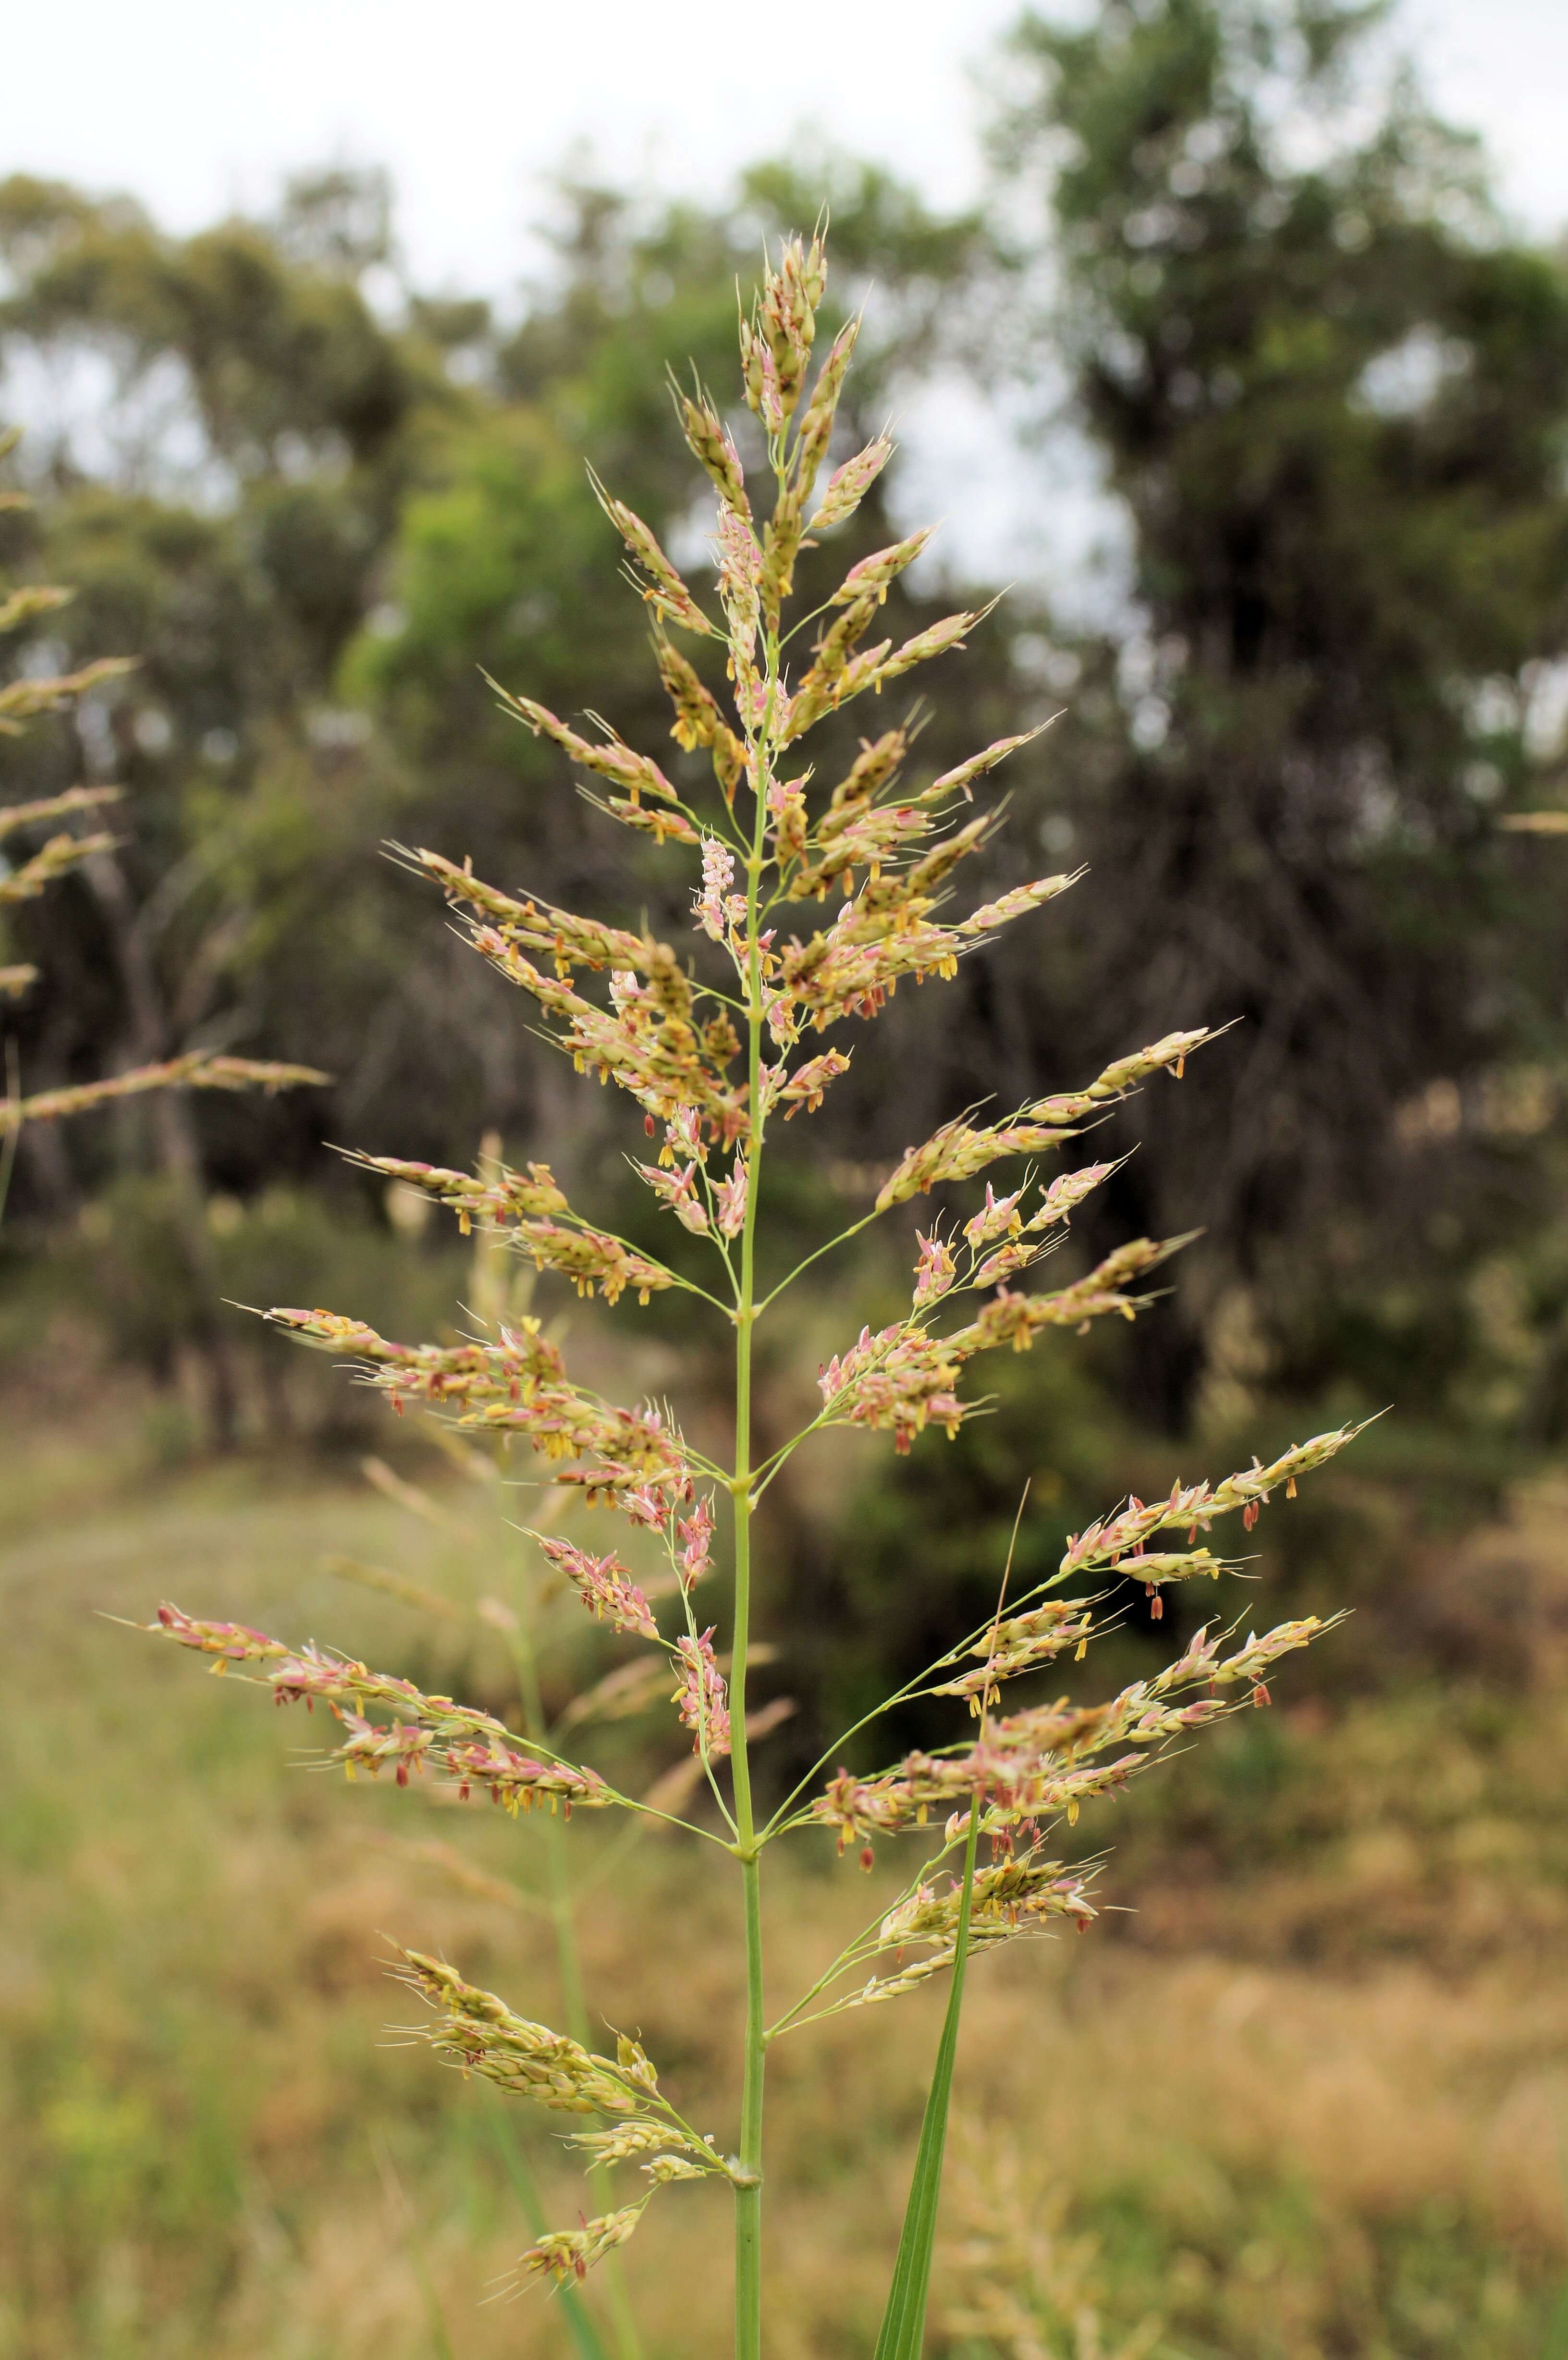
[3,3,1567,1445]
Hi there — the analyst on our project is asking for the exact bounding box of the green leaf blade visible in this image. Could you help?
[873,1794,982,2360]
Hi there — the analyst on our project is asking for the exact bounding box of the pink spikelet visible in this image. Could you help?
[673,1629,730,1757]
[913,1231,956,1308]
[676,1497,714,1591]
[661,1104,708,1168]
[714,1159,749,1239]
[695,837,745,944]
[536,1535,660,1641]
[635,1158,710,1234]
[962,1183,1026,1252]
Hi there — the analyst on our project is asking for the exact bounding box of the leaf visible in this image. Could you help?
[872,1794,982,2360]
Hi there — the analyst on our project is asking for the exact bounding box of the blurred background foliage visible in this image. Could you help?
[4,0,1568,1721]
[5,5,1568,2347]
[1,0,1566,1695]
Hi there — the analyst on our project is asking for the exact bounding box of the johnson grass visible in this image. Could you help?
[10,228,1568,2359]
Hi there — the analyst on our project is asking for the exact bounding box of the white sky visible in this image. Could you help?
[2,0,1565,295]
[3,0,1560,615]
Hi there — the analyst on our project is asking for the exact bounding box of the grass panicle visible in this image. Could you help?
[128,226,1364,2357]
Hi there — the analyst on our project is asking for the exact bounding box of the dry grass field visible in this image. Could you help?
[4,1379,1568,2360]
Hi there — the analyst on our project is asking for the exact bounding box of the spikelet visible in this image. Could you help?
[829,527,936,610]
[517,2204,648,2287]
[532,1534,661,1640]
[919,727,1053,808]
[672,1628,731,1758]
[809,432,893,533]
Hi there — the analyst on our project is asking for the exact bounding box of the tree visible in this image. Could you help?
[985,0,1568,1426]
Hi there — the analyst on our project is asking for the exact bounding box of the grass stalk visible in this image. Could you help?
[730,740,771,2360]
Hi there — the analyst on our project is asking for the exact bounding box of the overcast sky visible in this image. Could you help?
[4,0,1566,295]
[4,0,1561,614]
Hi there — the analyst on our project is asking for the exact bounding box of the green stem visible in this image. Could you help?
[730,686,773,2360]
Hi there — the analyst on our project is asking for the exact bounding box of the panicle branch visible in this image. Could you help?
[0,581,74,637]
[411,848,749,1143]
[1057,1418,1372,1581]
[653,631,747,799]
[810,1612,1334,1848]
[343,1149,567,1230]
[876,1030,1216,1209]
[347,1145,675,1303]
[0,782,122,845]
[3,818,122,910]
[928,1598,1099,1712]
[393,1951,734,2291]
[0,654,136,734]
[258,1308,697,1532]
[394,1950,653,2113]
[0,1053,328,1136]
[812,1230,1189,1460]
[483,678,682,807]
[149,1605,612,1811]
[739,230,826,430]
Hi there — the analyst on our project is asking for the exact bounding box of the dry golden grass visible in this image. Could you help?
[4,1394,1568,2358]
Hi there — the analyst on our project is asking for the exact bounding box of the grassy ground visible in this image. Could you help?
[4,1386,1568,2360]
